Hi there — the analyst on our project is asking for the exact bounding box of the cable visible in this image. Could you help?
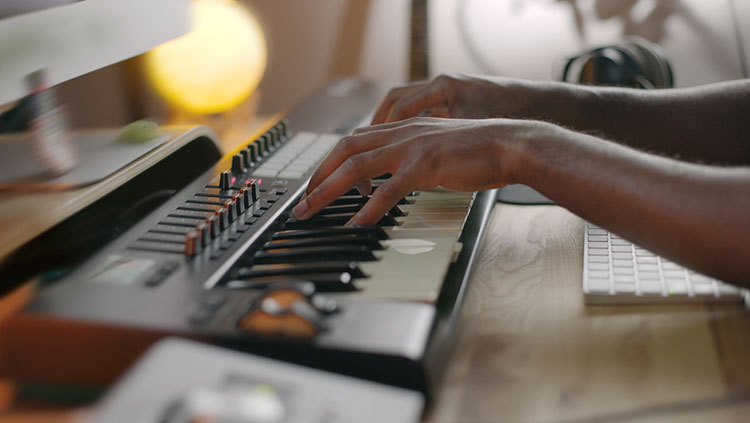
[728,0,749,78]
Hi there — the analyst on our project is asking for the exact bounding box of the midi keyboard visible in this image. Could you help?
[0,79,495,398]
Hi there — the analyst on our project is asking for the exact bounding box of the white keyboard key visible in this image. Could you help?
[586,279,610,294]
[637,264,658,272]
[635,250,656,257]
[611,239,631,246]
[689,274,712,284]
[612,259,633,267]
[589,235,608,242]
[588,263,609,271]
[692,284,715,296]
[640,281,662,295]
[719,284,741,297]
[613,267,634,275]
[667,281,688,295]
[588,256,608,263]
[588,229,607,235]
[614,283,636,293]
[588,242,608,249]
[614,275,634,283]
[588,271,610,279]
[638,272,660,280]
[612,252,633,260]
[663,270,686,280]
[277,170,305,180]
[588,249,608,256]
[636,257,658,264]
[253,168,279,178]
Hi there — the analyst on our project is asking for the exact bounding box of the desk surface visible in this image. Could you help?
[428,204,750,423]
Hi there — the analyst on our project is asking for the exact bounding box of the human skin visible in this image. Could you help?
[293,75,750,285]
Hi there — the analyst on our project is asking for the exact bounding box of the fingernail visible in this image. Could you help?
[292,198,310,219]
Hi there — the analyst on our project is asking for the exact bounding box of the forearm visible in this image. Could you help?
[504,79,750,164]
[510,122,750,285]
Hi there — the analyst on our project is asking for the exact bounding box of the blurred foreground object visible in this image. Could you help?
[145,0,268,115]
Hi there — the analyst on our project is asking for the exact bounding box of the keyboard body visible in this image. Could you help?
[1,79,495,398]
[583,222,749,305]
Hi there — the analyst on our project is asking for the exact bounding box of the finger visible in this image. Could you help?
[305,132,392,196]
[293,147,398,220]
[355,179,372,197]
[386,83,447,123]
[371,83,426,125]
[347,175,415,226]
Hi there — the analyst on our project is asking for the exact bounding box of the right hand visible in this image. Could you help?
[371,74,529,124]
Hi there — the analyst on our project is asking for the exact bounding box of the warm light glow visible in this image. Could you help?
[145,0,267,114]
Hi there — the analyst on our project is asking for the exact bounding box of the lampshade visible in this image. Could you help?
[145,0,267,115]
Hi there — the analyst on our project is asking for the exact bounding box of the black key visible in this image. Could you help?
[252,245,377,264]
[238,261,367,278]
[263,234,383,251]
[227,272,359,292]
[330,195,413,206]
[313,203,405,217]
[272,226,388,241]
[284,212,399,230]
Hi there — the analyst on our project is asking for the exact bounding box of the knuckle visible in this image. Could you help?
[342,155,364,175]
[336,136,356,154]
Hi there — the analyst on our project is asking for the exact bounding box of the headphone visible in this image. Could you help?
[562,37,674,89]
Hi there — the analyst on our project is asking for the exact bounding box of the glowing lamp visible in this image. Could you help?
[145,0,267,114]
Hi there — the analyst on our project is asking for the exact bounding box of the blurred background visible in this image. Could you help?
[40,0,750,136]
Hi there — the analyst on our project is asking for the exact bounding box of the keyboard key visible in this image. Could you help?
[692,284,715,296]
[689,274,712,284]
[663,270,686,280]
[639,281,662,295]
[611,246,632,252]
[612,259,633,268]
[586,279,610,293]
[638,272,660,280]
[612,252,633,260]
[588,249,609,256]
[613,267,635,275]
[611,239,631,246]
[588,229,607,235]
[588,271,610,279]
[614,275,635,283]
[636,264,658,272]
[588,263,609,271]
[667,281,688,295]
[588,235,608,242]
[614,283,636,293]
[278,170,305,180]
[636,257,658,264]
[635,249,655,257]
[588,242,608,249]
[588,256,608,263]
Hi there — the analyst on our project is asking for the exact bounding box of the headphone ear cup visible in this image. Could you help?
[620,37,674,88]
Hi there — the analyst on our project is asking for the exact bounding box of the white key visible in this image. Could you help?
[667,281,688,295]
[611,239,631,246]
[613,267,635,275]
[588,263,609,271]
[689,274,712,284]
[636,257,658,264]
[614,275,635,283]
[614,283,636,293]
[588,229,607,235]
[612,245,632,252]
[589,235,608,242]
[253,168,279,178]
[640,281,662,295]
[692,284,715,296]
[612,253,633,260]
[586,279,610,294]
[588,242,608,249]
[588,256,609,263]
[277,170,305,180]
[588,271,610,279]
[612,259,633,268]
[588,249,608,256]
[637,264,658,272]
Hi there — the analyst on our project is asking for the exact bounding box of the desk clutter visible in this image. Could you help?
[0,80,495,418]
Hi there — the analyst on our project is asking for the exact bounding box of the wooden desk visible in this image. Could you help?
[428,204,750,422]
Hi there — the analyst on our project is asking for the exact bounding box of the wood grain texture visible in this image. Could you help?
[428,204,750,423]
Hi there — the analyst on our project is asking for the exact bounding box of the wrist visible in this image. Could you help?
[497,119,566,187]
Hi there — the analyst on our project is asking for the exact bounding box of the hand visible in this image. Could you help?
[293,117,529,226]
[371,74,530,124]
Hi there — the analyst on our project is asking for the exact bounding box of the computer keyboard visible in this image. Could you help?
[583,222,749,305]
